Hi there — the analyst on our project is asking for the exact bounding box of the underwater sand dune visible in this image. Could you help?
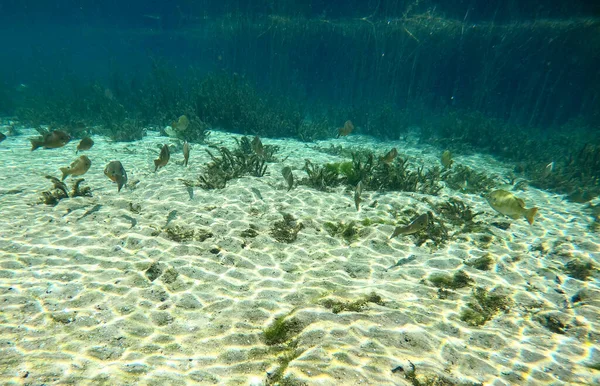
[0,128,599,385]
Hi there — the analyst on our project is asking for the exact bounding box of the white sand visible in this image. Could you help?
[0,127,599,385]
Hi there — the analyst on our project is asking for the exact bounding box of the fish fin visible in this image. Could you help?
[30,139,41,151]
[525,207,538,225]
[59,167,69,181]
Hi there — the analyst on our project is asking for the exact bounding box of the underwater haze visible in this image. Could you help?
[0,1,599,385]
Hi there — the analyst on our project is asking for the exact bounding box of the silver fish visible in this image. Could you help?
[390,213,429,239]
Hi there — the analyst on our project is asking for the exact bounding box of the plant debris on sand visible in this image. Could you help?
[460,287,511,326]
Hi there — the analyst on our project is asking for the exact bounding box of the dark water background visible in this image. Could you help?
[0,0,599,130]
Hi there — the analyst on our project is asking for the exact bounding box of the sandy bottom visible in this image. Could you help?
[0,127,599,385]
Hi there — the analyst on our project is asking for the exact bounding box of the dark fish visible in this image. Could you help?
[186,186,194,200]
[390,213,429,239]
[441,150,453,169]
[165,210,177,227]
[281,166,293,191]
[60,155,91,181]
[354,181,363,211]
[122,214,137,229]
[251,135,264,157]
[104,161,127,192]
[336,120,354,138]
[251,187,263,201]
[183,141,190,167]
[386,255,417,271]
[380,148,398,164]
[76,137,94,153]
[78,204,102,221]
[0,132,6,143]
[30,130,71,151]
[154,144,170,171]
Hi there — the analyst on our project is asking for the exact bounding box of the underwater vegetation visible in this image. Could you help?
[320,292,384,314]
[427,270,473,290]
[270,213,303,243]
[301,150,443,196]
[323,221,360,243]
[39,176,92,205]
[263,314,305,346]
[441,164,497,194]
[186,136,275,189]
[520,142,600,203]
[459,287,511,326]
[564,259,597,281]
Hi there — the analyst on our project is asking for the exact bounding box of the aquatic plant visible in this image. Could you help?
[39,176,92,205]
[321,292,384,314]
[263,314,304,346]
[441,164,497,194]
[564,259,596,281]
[300,160,343,191]
[323,221,360,243]
[464,254,494,271]
[459,287,511,326]
[193,141,270,189]
[436,198,483,225]
[428,270,473,290]
[164,225,213,243]
[414,214,450,248]
[270,213,303,243]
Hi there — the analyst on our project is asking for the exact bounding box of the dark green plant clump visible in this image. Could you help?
[301,160,344,191]
[164,225,213,243]
[414,214,450,248]
[191,137,275,189]
[270,213,303,243]
[436,198,483,225]
[39,176,92,206]
[322,221,359,243]
[464,254,494,271]
[441,164,497,194]
[321,292,384,314]
[460,287,512,326]
[564,259,596,281]
[263,315,304,346]
[428,270,474,290]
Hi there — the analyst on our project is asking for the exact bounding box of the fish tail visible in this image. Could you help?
[184,159,188,167]
[154,159,160,172]
[59,167,70,181]
[525,207,538,225]
[30,139,42,151]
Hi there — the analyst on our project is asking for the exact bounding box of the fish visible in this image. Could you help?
[0,132,6,143]
[165,210,178,227]
[76,137,94,153]
[386,255,417,271]
[354,180,363,211]
[251,187,264,201]
[337,120,354,138]
[60,155,92,181]
[281,166,294,191]
[154,144,170,172]
[104,161,128,192]
[542,161,554,178]
[441,150,454,169]
[486,189,538,225]
[171,115,190,132]
[122,214,137,229]
[390,213,429,239]
[251,135,264,157]
[183,141,190,167]
[30,130,71,151]
[380,148,398,164]
[186,186,194,200]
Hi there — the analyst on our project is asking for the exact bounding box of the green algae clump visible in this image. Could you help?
[460,287,511,326]
[428,270,473,289]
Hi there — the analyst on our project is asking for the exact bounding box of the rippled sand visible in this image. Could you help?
[0,127,599,385]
